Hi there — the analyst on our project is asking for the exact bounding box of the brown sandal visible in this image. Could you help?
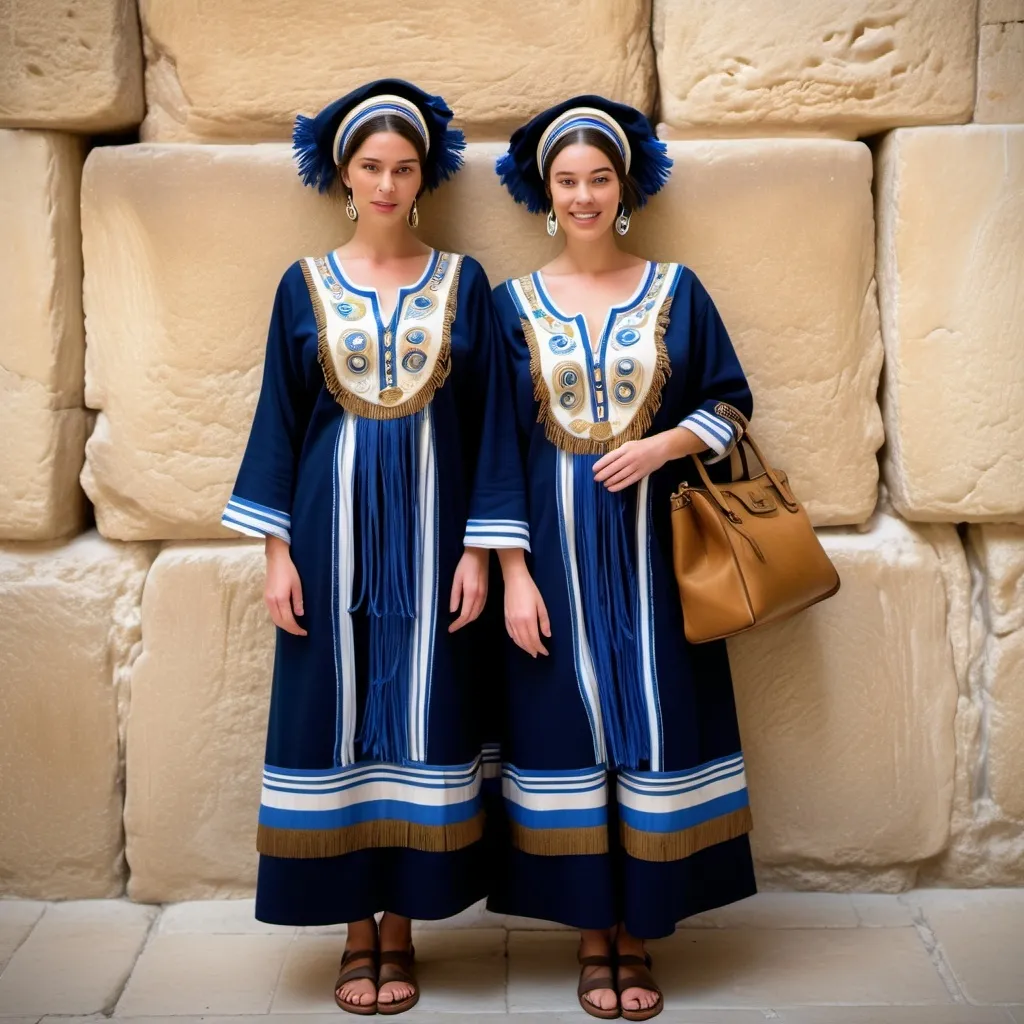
[578,950,620,1019]
[616,951,663,1021]
[334,945,378,1016]
[376,945,419,1015]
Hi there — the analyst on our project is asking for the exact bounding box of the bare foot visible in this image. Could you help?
[579,928,617,1013]
[616,926,660,1014]
[336,917,377,1009]
[377,911,415,1006]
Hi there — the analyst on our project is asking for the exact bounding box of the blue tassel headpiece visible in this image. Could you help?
[293,78,465,194]
[496,95,672,214]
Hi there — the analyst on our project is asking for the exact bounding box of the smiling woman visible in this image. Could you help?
[220,80,526,1016]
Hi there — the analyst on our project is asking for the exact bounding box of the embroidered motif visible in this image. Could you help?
[510,262,678,455]
[300,252,463,420]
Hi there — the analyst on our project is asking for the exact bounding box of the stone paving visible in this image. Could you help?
[0,891,1021,1023]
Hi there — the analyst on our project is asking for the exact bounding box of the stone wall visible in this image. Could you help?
[0,0,1021,901]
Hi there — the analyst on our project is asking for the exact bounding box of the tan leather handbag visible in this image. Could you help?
[670,431,840,644]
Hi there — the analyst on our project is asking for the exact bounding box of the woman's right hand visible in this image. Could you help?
[499,551,550,658]
[265,536,307,636]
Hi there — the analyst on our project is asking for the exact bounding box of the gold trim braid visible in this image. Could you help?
[518,267,674,456]
[257,810,484,859]
[508,820,609,856]
[620,805,753,863]
[300,257,461,421]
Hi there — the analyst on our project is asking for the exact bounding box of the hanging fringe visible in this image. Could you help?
[257,811,485,859]
[351,414,420,763]
[508,820,609,857]
[517,272,674,457]
[573,455,650,770]
[301,257,461,421]
[620,806,753,863]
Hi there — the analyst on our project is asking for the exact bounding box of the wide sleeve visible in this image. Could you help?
[677,274,754,465]
[221,263,310,543]
[461,267,531,552]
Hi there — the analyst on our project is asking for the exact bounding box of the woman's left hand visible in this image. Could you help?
[593,435,671,492]
[449,547,489,632]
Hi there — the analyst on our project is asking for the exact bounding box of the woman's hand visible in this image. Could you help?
[265,536,307,636]
[500,552,551,658]
[449,547,489,633]
[593,428,705,492]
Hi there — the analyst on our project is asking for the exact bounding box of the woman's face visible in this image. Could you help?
[547,142,622,241]
[341,131,423,224]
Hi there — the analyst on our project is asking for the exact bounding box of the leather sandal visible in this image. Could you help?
[616,951,663,1021]
[334,944,378,1016]
[376,945,420,1015]
[578,949,620,1019]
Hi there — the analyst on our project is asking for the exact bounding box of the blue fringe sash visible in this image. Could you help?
[572,454,650,769]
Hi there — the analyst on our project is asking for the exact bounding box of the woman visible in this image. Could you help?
[222,79,527,1015]
[489,97,757,1020]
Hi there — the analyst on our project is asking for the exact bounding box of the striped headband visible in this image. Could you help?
[536,107,632,175]
[333,95,431,165]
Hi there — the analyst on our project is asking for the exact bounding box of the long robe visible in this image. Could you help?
[223,250,526,925]
[488,261,757,938]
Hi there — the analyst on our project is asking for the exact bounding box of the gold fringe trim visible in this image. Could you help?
[508,819,609,857]
[518,266,674,456]
[300,256,461,421]
[257,809,484,859]
[620,805,753,863]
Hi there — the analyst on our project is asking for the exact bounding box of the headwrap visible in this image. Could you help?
[496,95,672,214]
[293,78,465,193]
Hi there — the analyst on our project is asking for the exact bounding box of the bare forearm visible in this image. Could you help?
[656,425,709,462]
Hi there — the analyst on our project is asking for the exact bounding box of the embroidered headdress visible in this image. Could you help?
[496,95,672,214]
[293,78,465,193]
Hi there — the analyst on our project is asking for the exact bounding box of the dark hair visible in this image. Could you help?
[543,126,641,213]
[338,113,429,195]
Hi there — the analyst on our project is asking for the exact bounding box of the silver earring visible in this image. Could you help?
[345,192,358,221]
[546,208,558,237]
[615,205,631,236]
[408,198,419,229]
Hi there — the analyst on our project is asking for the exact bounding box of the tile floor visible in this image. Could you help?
[0,891,1021,1023]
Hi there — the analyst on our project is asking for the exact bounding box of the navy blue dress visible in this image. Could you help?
[488,262,757,938]
[223,251,527,925]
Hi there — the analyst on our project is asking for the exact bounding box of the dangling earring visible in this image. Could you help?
[546,208,558,237]
[615,204,631,236]
[408,198,419,229]
[345,191,358,222]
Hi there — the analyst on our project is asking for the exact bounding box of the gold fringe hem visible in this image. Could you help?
[257,810,484,859]
[518,268,674,456]
[300,256,460,421]
[508,820,609,857]
[620,805,753,863]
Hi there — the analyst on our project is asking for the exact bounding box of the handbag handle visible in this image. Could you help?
[686,431,800,515]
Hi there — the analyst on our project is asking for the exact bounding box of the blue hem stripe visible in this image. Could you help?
[618,789,749,834]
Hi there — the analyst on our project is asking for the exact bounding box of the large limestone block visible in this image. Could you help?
[0,0,143,131]
[125,542,273,901]
[627,140,883,526]
[138,0,655,142]
[876,126,1024,522]
[79,142,558,540]
[729,515,967,890]
[976,0,1024,123]
[0,130,87,539]
[0,533,154,898]
[654,0,977,139]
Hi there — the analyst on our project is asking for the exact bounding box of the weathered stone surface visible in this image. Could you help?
[876,126,1024,522]
[729,515,967,888]
[654,0,977,139]
[628,140,882,526]
[975,0,1024,123]
[124,541,273,901]
[137,0,655,142]
[0,0,143,131]
[82,139,880,538]
[0,533,154,898]
[0,130,87,539]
